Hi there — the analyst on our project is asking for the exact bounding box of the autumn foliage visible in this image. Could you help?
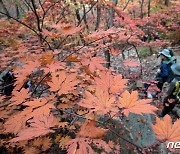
[0,0,179,153]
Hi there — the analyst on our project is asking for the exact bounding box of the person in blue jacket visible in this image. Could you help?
[146,49,176,98]
[155,49,175,90]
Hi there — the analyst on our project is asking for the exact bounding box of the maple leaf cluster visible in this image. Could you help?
[0,0,179,153]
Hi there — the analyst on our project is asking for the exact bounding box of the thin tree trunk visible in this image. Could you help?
[105,0,118,68]
[95,4,101,31]
[140,0,144,18]
[123,0,131,10]
[0,0,10,19]
[164,0,169,6]
[147,0,151,17]
[31,0,41,32]
[147,0,152,54]
[105,50,111,68]
[16,4,20,19]
[82,4,89,30]
[74,4,86,45]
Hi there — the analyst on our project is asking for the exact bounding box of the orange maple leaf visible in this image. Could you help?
[85,29,115,41]
[5,98,55,135]
[10,114,58,142]
[4,108,33,134]
[66,138,95,154]
[40,50,54,65]
[78,88,117,114]
[123,59,140,67]
[66,137,112,154]
[81,57,106,72]
[10,88,31,106]
[42,61,65,74]
[23,98,47,108]
[21,60,41,74]
[51,23,84,35]
[110,47,121,56]
[48,71,79,95]
[95,71,128,94]
[118,90,158,116]
[151,115,180,149]
[78,120,108,138]
[43,29,60,38]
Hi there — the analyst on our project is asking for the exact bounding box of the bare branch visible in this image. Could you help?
[30,0,42,32]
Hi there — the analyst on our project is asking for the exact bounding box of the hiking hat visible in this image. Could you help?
[159,49,172,58]
[171,64,180,76]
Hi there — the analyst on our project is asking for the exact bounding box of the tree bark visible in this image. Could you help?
[164,0,169,6]
[16,4,20,19]
[82,4,89,30]
[105,0,118,68]
[140,0,144,18]
[95,4,101,31]
[147,0,151,17]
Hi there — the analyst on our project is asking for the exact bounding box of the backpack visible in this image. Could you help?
[166,60,176,83]
[173,81,180,103]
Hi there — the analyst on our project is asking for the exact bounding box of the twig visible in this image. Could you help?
[24,0,34,12]
[41,1,59,30]
[38,0,45,13]
[31,72,50,96]
[123,0,131,10]
[31,0,42,33]
[77,1,97,26]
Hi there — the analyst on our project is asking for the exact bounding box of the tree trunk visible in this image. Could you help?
[105,0,118,68]
[16,4,20,19]
[95,4,101,31]
[105,50,111,68]
[140,0,144,18]
[82,4,89,30]
[147,0,151,17]
[164,0,169,6]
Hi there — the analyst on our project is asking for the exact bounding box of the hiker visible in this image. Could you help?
[156,49,176,89]
[146,49,175,98]
[159,63,180,117]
